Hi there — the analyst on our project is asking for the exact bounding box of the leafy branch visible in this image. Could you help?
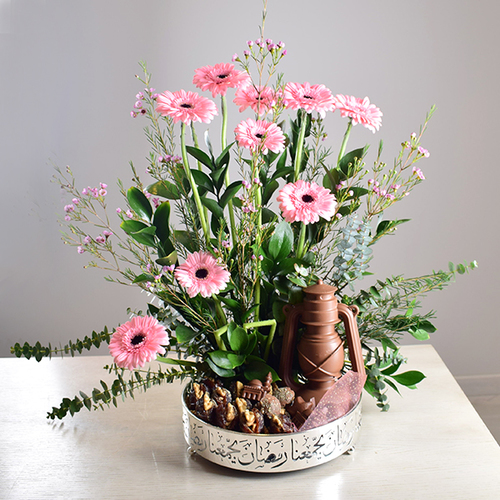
[47,363,195,420]
[10,327,112,362]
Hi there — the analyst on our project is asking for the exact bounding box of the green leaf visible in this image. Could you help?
[152,201,171,243]
[241,332,258,356]
[120,220,148,235]
[262,208,277,224]
[129,226,157,247]
[408,327,430,341]
[186,145,214,169]
[456,264,466,275]
[228,326,248,353]
[127,187,153,221]
[215,142,234,169]
[338,146,369,177]
[380,337,398,351]
[391,370,426,387]
[146,180,181,200]
[381,361,403,376]
[268,221,293,261]
[262,179,280,206]
[227,353,247,368]
[173,230,197,253]
[323,168,342,191]
[219,181,243,208]
[211,165,229,194]
[206,357,235,378]
[448,261,455,273]
[191,169,214,193]
[209,350,234,369]
[243,357,279,382]
[176,324,199,343]
[201,197,224,219]
[132,273,155,283]
[155,250,177,266]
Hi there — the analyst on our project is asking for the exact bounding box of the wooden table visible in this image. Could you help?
[1,345,499,499]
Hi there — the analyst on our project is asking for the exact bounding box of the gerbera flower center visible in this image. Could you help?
[217,74,229,79]
[131,333,146,346]
[302,194,315,203]
[255,133,264,139]
[303,95,314,100]
[195,268,209,279]
[180,103,193,109]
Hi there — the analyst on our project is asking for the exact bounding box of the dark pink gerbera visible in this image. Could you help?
[109,316,169,370]
[175,251,231,298]
[233,85,277,115]
[155,90,218,126]
[234,118,285,154]
[333,94,382,133]
[277,180,337,224]
[283,82,335,118]
[193,63,251,97]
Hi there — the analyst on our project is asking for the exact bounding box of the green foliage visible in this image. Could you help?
[11,327,112,361]
[47,363,195,420]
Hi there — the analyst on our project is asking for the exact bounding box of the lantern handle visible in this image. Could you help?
[338,303,365,375]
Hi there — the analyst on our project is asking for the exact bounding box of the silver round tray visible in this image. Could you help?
[182,388,362,473]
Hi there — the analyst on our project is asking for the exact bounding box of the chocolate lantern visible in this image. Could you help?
[279,279,365,415]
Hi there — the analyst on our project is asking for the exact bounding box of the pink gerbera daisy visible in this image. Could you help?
[333,95,383,133]
[233,85,277,115]
[193,63,251,97]
[155,90,218,126]
[175,251,231,298]
[235,118,285,154]
[109,316,169,370]
[283,82,335,118]
[277,180,337,224]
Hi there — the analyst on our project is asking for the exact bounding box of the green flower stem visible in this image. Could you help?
[337,118,353,166]
[190,124,202,170]
[221,95,228,150]
[214,296,228,329]
[221,95,238,248]
[296,222,307,259]
[191,123,209,223]
[213,325,228,351]
[294,110,308,181]
[253,154,263,321]
[181,123,210,245]
[243,319,276,362]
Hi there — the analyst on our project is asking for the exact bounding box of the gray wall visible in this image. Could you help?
[1,0,498,378]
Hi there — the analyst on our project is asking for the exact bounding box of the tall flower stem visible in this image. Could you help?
[191,124,209,223]
[181,123,210,245]
[296,223,307,259]
[253,153,263,321]
[293,110,308,181]
[221,95,238,247]
[337,118,353,166]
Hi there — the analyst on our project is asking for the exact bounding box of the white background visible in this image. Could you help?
[1,0,498,379]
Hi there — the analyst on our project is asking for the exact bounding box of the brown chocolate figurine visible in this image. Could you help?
[279,279,365,419]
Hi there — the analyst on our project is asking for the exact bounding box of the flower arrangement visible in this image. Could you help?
[12,5,476,422]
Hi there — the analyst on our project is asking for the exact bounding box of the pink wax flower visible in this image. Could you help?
[234,118,285,154]
[156,90,218,126]
[283,82,335,118]
[233,85,276,115]
[333,95,383,133]
[175,251,231,298]
[413,167,425,180]
[418,146,430,157]
[277,180,337,224]
[109,316,169,371]
[193,63,250,97]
